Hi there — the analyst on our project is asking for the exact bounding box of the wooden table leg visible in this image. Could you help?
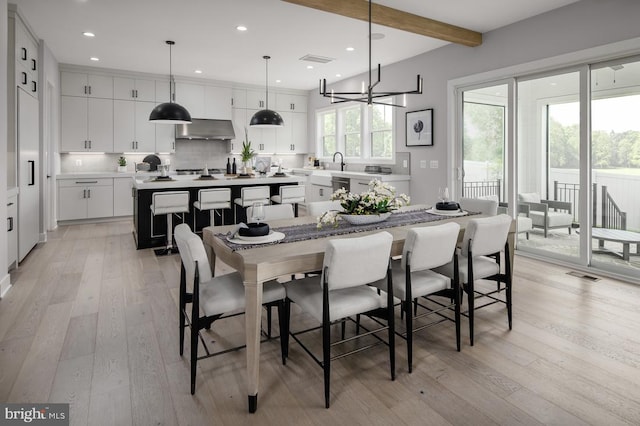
[245,280,263,413]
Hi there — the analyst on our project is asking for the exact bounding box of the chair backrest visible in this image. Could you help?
[460,197,498,216]
[241,186,270,203]
[402,222,460,271]
[151,191,190,213]
[322,231,393,290]
[461,214,512,258]
[198,188,231,205]
[247,204,294,221]
[518,192,541,203]
[307,200,344,217]
[174,223,213,284]
[280,185,305,201]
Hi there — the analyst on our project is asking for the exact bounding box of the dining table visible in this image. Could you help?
[202,208,515,413]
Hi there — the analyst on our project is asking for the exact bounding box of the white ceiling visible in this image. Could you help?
[12,0,580,90]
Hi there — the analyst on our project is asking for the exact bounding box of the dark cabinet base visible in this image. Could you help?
[133,182,294,249]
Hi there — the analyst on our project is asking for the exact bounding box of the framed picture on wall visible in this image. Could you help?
[406,108,433,146]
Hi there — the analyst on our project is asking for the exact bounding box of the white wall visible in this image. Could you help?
[307,0,640,205]
[40,41,59,232]
[1,0,10,297]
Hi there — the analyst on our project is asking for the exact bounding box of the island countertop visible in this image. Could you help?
[133,173,304,190]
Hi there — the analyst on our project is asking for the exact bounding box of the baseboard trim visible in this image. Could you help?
[0,273,12,299]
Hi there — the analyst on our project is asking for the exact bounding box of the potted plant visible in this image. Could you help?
[317,179,410,228]
[117,156,127,172]
[240,127,256,174]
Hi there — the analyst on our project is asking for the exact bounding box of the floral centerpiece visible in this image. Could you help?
[318,179,410,228]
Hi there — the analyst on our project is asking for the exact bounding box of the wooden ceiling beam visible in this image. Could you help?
[281,0,482,47]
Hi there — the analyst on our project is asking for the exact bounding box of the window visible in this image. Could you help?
[316,98,395,162]
[342,106,362,157]
[371,102,393,158]
[318,110,336,157]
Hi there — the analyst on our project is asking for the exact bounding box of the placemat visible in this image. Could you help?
[216,209,479,251]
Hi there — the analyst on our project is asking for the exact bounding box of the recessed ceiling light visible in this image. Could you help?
[346,47,355,52]
[306,65,313,69]
[236,25,247,31]
[82,31,95,37]
[194,69,203,74]
[336,73,342,78]
[90,57,99,61]
[275,79,281,83]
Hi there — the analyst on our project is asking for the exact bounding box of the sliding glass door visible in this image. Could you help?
[461,85,507,201]
[590,59,640,274]
[516,71,582,261]
[456,57,640,280]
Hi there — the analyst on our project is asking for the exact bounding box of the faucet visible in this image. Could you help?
[332,151,345,171]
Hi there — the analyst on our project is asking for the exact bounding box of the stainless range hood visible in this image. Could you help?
[175,118,235,140]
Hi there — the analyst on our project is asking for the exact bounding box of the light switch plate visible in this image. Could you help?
[419,160,427,169]
[430,160,438,169]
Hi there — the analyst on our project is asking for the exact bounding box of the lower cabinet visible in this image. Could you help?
[7,194,18,269]
[58,178,114,220]
[308,183,332,203]
[113,177,134,216]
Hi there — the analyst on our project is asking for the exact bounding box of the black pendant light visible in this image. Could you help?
[149,40,192,123]
[250,55,284,127]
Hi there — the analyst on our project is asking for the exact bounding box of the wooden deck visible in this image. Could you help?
[2,219,640,425]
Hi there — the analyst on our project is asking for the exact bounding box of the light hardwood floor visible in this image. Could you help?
[2,219,640,425]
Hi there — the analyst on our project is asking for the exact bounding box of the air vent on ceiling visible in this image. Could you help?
[300,54,334,64]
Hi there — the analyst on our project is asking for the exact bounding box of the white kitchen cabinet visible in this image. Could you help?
[7,194,18,269]
[204,86,232,119]
[276,93,307,113]
[13,15,38,98]
[230,107,246,153]
[113,177,134,216]
[60,71,113,98]
[246,89,267,109]
[113,76,156,102]
[232,88,246,109]
[174,82,205,118]
[308,183,332,202]
[246,109,276,153]
[58,178,114,220]
[113,100,156,152]
[61,96,114,152]
[276,111,308,153]
[155,121,175,153]
[155,79,170,103]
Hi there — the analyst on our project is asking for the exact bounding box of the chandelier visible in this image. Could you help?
[319,0,422,107]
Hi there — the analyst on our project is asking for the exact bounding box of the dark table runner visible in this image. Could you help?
[217,209,478,251]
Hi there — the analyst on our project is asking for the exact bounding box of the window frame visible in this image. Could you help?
[315,97,396,164]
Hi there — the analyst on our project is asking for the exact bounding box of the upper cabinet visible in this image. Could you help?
[13,15,39,98]
[61,71,113,98]
[113,77,156,102]
[61,96,113,152]
[232,88,247,109]
[246,89,268,109]
[175,82,232,119]
[276,93,307,113]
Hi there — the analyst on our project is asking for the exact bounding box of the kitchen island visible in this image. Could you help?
[132,174,304,249]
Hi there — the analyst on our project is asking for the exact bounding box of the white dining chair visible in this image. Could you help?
[174,223,287,394]
[372,222,461,372]
[282,231,395,408]
[233,186,270,224]
[270,185,305,216]
[433,214,513,346]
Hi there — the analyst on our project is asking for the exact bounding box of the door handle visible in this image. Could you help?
[21,72,27,85]
[28,160,35,185]
[83,189,87,199]
[7,217,13,232]
[32,81,37,92]
[21,47,27,60]
[31,59,36,71]
[87,189,91,198]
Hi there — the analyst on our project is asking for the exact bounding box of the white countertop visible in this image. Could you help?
[57,172,136,179]
[133,173,305,190]
[331,171,410,182]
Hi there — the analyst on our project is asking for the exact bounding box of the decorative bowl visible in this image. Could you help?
[239,222,270,237]
[341,212,391,225]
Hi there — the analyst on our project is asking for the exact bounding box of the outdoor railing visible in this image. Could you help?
[553,181,626,229]
[463,179,501,201]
